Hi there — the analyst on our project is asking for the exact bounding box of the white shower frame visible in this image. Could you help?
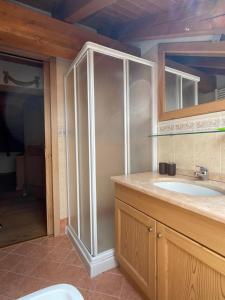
[64,42,157,277]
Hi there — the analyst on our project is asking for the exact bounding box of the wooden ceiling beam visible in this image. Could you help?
[118,0,225,42]
[61,0,117,23]
[0,1,139,60]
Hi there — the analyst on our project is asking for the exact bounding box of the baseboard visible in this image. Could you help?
[67,225,117,277]
[89,248,118,277]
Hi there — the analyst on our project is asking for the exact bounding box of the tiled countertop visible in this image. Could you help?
[111,172,225,225]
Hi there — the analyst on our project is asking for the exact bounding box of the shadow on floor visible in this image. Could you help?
[0,173,46,247]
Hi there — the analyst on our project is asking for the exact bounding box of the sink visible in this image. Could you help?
[153,181,223,196]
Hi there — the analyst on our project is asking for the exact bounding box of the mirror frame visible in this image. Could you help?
[158,41,225,121]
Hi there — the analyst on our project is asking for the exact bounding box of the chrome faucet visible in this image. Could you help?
[194,165,208,180]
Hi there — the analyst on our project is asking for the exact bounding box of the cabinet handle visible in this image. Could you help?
[157,233,163,239]
[147,226,153,232]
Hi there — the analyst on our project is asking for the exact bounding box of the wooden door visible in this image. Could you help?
[115,199,156,299]
[157,222,225,300]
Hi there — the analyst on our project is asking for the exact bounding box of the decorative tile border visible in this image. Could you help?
[158,111,222,134]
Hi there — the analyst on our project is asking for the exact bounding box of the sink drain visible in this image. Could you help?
[0,224,3,229]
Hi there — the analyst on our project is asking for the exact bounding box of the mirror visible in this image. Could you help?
[158,42,225,121]
[165,54,225,112]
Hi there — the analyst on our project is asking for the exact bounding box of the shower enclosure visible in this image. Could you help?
[65,42,156,276]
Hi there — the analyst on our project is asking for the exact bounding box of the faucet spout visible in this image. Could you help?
[194,165,208,180]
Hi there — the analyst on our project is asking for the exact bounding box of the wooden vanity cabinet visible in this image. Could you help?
[157,222,225,300]
[115,194,225,300]
[115,200,156,300]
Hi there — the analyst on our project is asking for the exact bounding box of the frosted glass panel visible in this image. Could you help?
[182,78,196,108]
[129,61,152,173]
[165,72,181,112]
[76,56,91,252]
[94,53,124,253]
[65,69,78,234]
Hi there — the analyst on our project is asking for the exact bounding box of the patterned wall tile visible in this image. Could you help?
[157,112,225,181]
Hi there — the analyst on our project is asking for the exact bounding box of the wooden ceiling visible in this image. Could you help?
[10,0,225,41]
[68,0,182,37]
[0,1,139,60]
[167,55,225,76]
[11,0,62,13]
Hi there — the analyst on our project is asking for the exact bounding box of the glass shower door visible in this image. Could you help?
[129,61,152,173]
[65,43,155,263]
[76,55,91,252]
[65,68,78,235]
[94,52,125,253]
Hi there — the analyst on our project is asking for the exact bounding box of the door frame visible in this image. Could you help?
[0,45,59,236]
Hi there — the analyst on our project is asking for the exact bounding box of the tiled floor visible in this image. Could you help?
[0,235,145,300]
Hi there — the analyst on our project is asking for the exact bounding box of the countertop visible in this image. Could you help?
[111,172,225,225]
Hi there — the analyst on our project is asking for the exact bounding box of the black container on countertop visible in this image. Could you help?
[159,162,168,175]
[168,163,176,176]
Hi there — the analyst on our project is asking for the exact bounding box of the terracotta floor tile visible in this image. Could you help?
[120,278,144,300]
[0,251,8,261]
[0,235,143,299]
[0,272,25,298]
[63,249,85,268]
[0,295,13,300]
[20,276,52,297]
[12,242,36,256]
[76,268,96,290]
[0,270,8,281]
[11,256,42,276]
[0,254,23,272]
[31,259,61,281]
[29,237,47,246]
[91,291,119,300]
[57,236,74,249]
[26,244,53,260]
[106,268,122,276]
[36,236,62,248]
[1,244,19,254]
[56,264,83,286]
[94,272,123,297]
[45,246,71,263]
[78,288,92,300]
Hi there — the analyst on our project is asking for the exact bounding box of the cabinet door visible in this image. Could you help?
[157,222,225,300]
[115,199,156,299]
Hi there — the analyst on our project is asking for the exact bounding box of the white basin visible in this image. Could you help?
[153,181,223,197]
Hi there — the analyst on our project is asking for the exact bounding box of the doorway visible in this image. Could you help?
[0,52,48,247]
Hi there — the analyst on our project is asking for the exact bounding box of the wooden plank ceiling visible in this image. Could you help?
[9,0,225,42]
[167,55,225,76]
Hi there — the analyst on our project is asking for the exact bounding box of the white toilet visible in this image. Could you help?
[18,284,84,300]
